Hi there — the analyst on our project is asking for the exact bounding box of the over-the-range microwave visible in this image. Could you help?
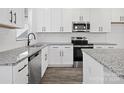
[72,22,90,32]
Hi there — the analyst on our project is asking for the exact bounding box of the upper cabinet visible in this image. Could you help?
[0,8,25,29]
[112,8,124,22]
[90,8,111,32]
[51,8,63,32]
[72,8,90,22]
[32,8,124,33]
[61,9,72,32]
[32,8,51,32]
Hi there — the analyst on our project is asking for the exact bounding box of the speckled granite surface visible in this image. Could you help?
[82,49,124,78]
[0,44,47,66]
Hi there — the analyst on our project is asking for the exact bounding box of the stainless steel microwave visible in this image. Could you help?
[72,22,90,32]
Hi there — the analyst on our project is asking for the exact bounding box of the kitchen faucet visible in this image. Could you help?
[27,33,36,46]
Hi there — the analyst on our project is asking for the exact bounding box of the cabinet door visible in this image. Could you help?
[0,8,12,25]
[13,8,25,28]
[90,8,111,32]
[51,8,62,32]
[37,8,45,32]
[62,8,72,32]
[44,9,51,32]
[72,8,81,21]
[112,8,124,22]
[80,8,90,21]
[41,46,48,77]
[62,45,73,65]
[48,45,61,65]
[13,58,28,84]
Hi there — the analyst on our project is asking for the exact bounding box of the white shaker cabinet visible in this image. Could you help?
[41,46,48,77]
[83,52,124,84]
[0,8,25,28]
[0,8,12,25]
[72,8,90,22]
[13,58,28,84]
[32,8,51,32]
[0,58,28,84]
[12,8,25,28]
[48,45,61,65]
[51,8,63,32]
[48,45,73,67]
[61,45,73,65]
[83,52,104,84]
[90,8,111,32]
[112,8,124,22]
[62,9,72,32]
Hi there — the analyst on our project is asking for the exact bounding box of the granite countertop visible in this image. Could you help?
[89,42,117,45]
[0,42,72,66]
[0,44,47,66]
[37,42,73,45]
[82,49,124,79]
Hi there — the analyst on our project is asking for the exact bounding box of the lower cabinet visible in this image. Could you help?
[41,46,48,77]
[48,45,73,67]
[94,45,117,49]
[83,52,124,84]
[13,58,28,84]
[0,58,28,84]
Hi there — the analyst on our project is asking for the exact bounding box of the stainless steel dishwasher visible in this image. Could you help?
[28,50,41,84]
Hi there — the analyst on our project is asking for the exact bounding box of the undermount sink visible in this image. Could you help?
[29,44,43,48]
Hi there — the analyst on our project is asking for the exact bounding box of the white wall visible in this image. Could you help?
[0,28,26,52]
[107,24,124,48]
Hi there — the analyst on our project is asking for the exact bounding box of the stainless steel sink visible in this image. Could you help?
[29,44,43,48]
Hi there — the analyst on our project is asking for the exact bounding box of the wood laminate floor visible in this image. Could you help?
[41,67,82,84]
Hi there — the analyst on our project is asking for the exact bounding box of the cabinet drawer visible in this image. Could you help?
[13,58,28,84]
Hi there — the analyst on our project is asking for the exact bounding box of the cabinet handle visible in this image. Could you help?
[9,10,13,23]
[52,47,59,48]
[79,16,81,21]
[65,47,71,48]
[108,47,114,48]
[96,47,102,48]
[45,54,47,61]
[82,16,83,21]
[18,64,27,72]
[120,16,121,21]
[99,27,100,31]
[60,51,61,56]
[101,27,102,31]
[14,12,16,24]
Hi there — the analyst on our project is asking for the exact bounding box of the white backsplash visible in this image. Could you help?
[37,32,107,43]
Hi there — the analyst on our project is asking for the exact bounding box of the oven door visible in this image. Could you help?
[74,47,83,62]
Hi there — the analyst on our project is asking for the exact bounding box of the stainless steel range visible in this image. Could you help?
[71,37,93,67]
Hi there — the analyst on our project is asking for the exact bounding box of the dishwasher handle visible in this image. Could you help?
[28,51,40,61]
